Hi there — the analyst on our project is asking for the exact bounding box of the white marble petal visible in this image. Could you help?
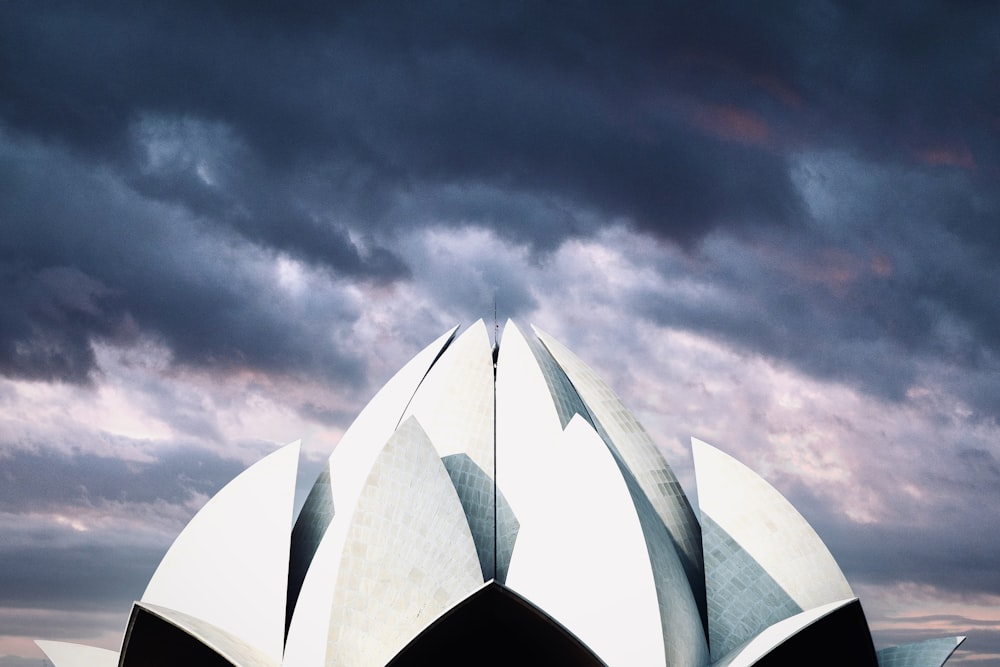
[141,441,300,664]
[326,417,483,667]
[693,437,853,611]
[400,319,494,472]
[35,641,118,667]
[534,325,705,593]
[283,327,458,666]
[505,415,667,666]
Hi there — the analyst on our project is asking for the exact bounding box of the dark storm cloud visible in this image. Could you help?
[787,2,1000,167]
[0,128,368,384]
[0,1,807,248]
[122,115,409,277]
[633,149,1000,418]
[0,264,118,384]
[5,0,998,227]
[2,0,999,397]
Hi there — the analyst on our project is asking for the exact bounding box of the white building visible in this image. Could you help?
[36,321,965,666]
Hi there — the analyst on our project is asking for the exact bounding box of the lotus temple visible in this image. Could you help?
[35,321,965,666]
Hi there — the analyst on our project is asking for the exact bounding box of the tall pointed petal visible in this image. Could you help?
[524,325,709,663]
[494,320,564,579]
[283,326,459,655]
[694,437,853,657]
[505,415,669,666]
[141,441,300,664]
[326,416,483,667]
[324,326,459,536]
[534,325,707,629]
[400,320,498,579]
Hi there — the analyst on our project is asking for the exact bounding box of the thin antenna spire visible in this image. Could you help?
[491,290,498,580]
[491,294,500,371]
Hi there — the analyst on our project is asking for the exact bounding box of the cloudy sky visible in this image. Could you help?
[2,1,999,664]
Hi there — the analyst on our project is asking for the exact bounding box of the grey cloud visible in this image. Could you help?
[949,631,1000,666]
[3,1,999,393]
[402,229,538,323]
[789,3,1000,165]
[0,2,807,252]
[775,470,1000,599]
[628,148,1000,422]
[3,2,997,225]
[0,436,340,617]
[0,130,369,385]
[0,443,255,614]
[0,658,51,667]
[0,539,161,610]
[122,115,409,279]
[0,265,120,384]
[0,446,245,513]
[885,615,1000,630]
[0,608,123,647]
[842,523,1000,596]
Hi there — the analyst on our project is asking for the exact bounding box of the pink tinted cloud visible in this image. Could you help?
[689,103,773,146]
[751,73,804,109]
[747,241,894,299]
[915,143,977,170]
